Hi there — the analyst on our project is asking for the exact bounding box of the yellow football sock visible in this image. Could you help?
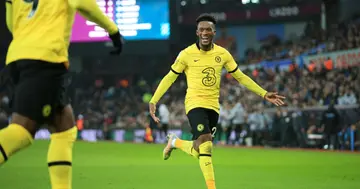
[199,141,216,189]
[0,124,33,164]
[175,139,199,159]
[47,126,77,189]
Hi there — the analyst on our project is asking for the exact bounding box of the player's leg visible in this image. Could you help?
[47,105,77,189]
[165,108,216,189]
[163,108,206,160]
[0,62,38,164]
[44,63,77,189]
[190,109,218,189]
[163,133,199,160]
[0,113,36,164]
[193,133,215,189]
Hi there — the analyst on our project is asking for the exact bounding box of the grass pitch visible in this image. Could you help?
[1,141,359,189]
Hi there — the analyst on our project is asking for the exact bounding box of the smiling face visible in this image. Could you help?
[196,21,216,50]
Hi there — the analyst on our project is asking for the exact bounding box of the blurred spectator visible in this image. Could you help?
[219,101,232,144]
[229,100,247,145]
[280,108,294,147]
[291,103,308,148]
[338,88,357,105]
[76,114,84,140]
[148,105,159,143]
[320,102,341,150]
[215,27,238,59]
[158,99,170,141]
[271,108,283,145]
[355,121,360,150]
[247,107,266,146]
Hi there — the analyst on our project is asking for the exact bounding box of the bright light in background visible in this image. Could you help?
[180,0,187,6]
[200,0,207,4]
[242,0,259,4]
[71,0,170,42]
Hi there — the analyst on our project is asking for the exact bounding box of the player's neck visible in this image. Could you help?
[197,42,213,51]
[201,45,212,51]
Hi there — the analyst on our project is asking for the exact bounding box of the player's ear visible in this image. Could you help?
[196,23,201,35]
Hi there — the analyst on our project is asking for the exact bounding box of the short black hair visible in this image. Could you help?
[196,13,217,25]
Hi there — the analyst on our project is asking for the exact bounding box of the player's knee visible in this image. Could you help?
[52,105,76,133]
[199,140,213,156]
[194,134,212,151]
[198,133,212,143]
[50,126,77,143]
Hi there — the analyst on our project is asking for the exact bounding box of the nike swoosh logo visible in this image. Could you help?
[194,59,200,62]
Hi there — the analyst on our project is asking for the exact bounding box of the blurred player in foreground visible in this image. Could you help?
[0,0,123,188]
[149,14,285,189]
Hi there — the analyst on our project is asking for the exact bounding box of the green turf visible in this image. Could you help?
[1,141,360,189]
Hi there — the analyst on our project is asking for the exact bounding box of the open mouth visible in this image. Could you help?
[201,36,210,43]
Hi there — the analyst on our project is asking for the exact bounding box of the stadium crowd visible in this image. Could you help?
[64,18,360,149]
[67,61,359,147]
[244,20,360,64]
[0,19,359,150]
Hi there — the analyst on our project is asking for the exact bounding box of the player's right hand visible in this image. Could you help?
[149,103,160,123]
[109,31,124,55]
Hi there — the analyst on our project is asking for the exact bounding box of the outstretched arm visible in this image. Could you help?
[5,0,12,33]
[69,0,118,34]
[69,0,123,54]
[229,68,268,98]
[224,52,285,106]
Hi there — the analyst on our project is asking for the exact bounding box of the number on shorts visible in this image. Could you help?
[211,127,217,138]
[24,0,39,18]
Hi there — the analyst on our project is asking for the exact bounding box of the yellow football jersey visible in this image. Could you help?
[171,43,238,114]
[6,0,76,65]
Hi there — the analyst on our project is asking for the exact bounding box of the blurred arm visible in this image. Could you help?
[150,51,187,104]
[224,51,267,98]
[69,0,118,34]
[149,71,179,104]
[230,69,267,98]
[5,1,12,33]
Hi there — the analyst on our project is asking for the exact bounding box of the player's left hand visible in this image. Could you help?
[149,103,160,123]
[264,92,286,106]
[109,31,124,55]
